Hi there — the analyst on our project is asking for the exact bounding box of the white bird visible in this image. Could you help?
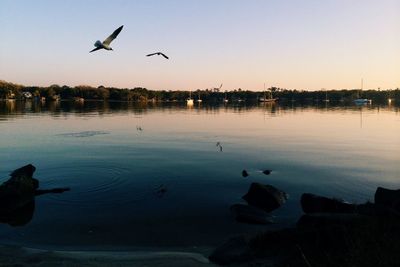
[90,25,124,53]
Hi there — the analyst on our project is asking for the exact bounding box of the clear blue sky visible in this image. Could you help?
[0,0,399,91]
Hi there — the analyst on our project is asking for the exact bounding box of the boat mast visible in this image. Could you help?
[360,78,363,98]
[264,83,266,100]
[270,86,273,100]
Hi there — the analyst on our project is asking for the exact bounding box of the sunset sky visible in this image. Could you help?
[0,0,399,91]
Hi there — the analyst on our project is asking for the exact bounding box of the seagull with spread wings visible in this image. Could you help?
[146,52,169,59]
[90,25,124,53]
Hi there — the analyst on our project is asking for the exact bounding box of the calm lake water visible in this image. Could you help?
[0,100,399,250]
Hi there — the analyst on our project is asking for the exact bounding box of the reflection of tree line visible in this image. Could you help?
[1,80,399,103]
[1,100,399,121]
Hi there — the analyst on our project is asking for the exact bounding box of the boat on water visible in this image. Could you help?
[259,97,276,103]
[354,98,372,105]
[187,91,194,105]
[196,91,202,103]
[354,79,371,105]
[223,91,228,103]
[73,97,85,103]
[259,84,277,103]
[322,88,330,102]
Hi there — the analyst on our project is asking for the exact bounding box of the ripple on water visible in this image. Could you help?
[56,131,110,138]
[39,163,151,208]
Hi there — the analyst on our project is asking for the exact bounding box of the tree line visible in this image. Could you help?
[1,80,399,103]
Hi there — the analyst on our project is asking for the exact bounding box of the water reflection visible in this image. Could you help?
[0,100,399,248]
[0,199,35,227]
[57,131,110,138]
[0,100,399,120]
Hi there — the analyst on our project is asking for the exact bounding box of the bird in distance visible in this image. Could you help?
[90,25,124,53]
[146,52,169,59]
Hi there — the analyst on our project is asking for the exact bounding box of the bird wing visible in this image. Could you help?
[89,47,103,53]
[146,53,157,57]
[103,25,123,45]
[160,53,169,59]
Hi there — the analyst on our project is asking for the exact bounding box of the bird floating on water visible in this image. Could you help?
[216,142,223,152]
[90,25,124,53]
[146,52,169,59]
[155,184,167,198]
[262,169,272,175]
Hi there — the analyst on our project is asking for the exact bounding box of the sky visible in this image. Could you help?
[0,0,399,91]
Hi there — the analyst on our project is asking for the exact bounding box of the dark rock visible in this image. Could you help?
[242,170,249,177]
[0,200,35,227]
[10,164,36,179]
[242,183,288,212]
[375,187,400,212]
[0,164,39,213]
[356,202,400,218]
[262,169,272,175]
[230,204,274,224]
[297,213,370,228]
[0,164,70,226]
[300,193,356,214]
[209,236,253,265]
[214,218,400,267]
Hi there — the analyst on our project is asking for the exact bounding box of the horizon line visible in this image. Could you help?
[1,80,399,92]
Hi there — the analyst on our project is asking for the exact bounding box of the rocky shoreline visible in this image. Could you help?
[2,164,400,266]
[210,186,400,266]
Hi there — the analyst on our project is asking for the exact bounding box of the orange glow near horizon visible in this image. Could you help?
[0,1,399,91]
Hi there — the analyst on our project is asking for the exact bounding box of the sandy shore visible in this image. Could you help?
[0,245,218,267]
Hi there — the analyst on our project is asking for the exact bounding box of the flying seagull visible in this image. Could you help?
[146,52,169,59]
[90,25,124,53]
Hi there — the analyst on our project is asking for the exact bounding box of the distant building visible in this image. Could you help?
[6,91,16,99]
[51,94,60,101]
[22,92,33,99]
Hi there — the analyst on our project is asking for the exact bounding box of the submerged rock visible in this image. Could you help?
[242,170,249,177]
[230,204,274,225]
[242,183,288,212]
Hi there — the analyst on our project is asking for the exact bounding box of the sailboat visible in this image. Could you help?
[187,90,194,105]
[223,91,229,103]
[322,88,330,102]
[196,91,202,103]
[259,83,276,103]
[354,79,372,105]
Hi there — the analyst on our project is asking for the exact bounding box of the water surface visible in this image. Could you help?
[0,100,399,250]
